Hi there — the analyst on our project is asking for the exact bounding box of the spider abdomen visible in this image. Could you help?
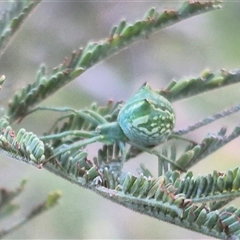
[117,84,175,146]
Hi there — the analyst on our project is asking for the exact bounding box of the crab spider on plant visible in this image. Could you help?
[38,83,190,171]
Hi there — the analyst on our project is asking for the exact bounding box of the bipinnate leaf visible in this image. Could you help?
[7,1,222,123]
[160,69,240,102]
[0,0,41,56]
[0,189,61,238]
[0,115,45,166]
[2,1,240,239]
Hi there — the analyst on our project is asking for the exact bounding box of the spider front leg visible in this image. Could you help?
[47,134,105,162]
[32,106,126,172]
[117,140,127,169]
[95,122,128,170]
[28,106,109,135]
[31,106,112,163]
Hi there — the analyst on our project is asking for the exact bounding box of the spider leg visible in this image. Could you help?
[27,106,109,134]
[39,130,95,141]
[128,141,186,172]
[24,106,78,119]
[44,135,104,164]
[27,106,108,124]
[118,140,127,170]
[149,148,186,172]
[168,134,197,145]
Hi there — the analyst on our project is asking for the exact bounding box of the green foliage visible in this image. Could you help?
[7,0,221,123]
[0,180,26,221]
[1,0,240,239]
[0,181,61,239]
[160,69,240,102]
[95,170,240,239]
[0,115,45,165]
[0,0,40,56]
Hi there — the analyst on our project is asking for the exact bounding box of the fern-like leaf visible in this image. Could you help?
[0,0,41,56]
[7,1,221,123]
[0,189,61,238]
[0,180,26,220]
[174,126,240,170]
[160,68,240,102]
[0,115,45,166]
[3,2,240,239]
[94,173,240,239]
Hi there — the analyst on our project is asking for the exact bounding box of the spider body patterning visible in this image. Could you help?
[117,83,175,146]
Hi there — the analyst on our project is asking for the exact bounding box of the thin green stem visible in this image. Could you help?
[174,103,240,136]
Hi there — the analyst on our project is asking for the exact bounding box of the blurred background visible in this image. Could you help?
[0,1,240,239]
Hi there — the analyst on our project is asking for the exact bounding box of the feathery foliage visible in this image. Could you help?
[0,180,61,239]
[7,0,221,123]
[0,0,40,56]
[160,68,240,102]
[1,0,240,239]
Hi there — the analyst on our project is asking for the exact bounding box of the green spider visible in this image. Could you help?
[39,83,185,170]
